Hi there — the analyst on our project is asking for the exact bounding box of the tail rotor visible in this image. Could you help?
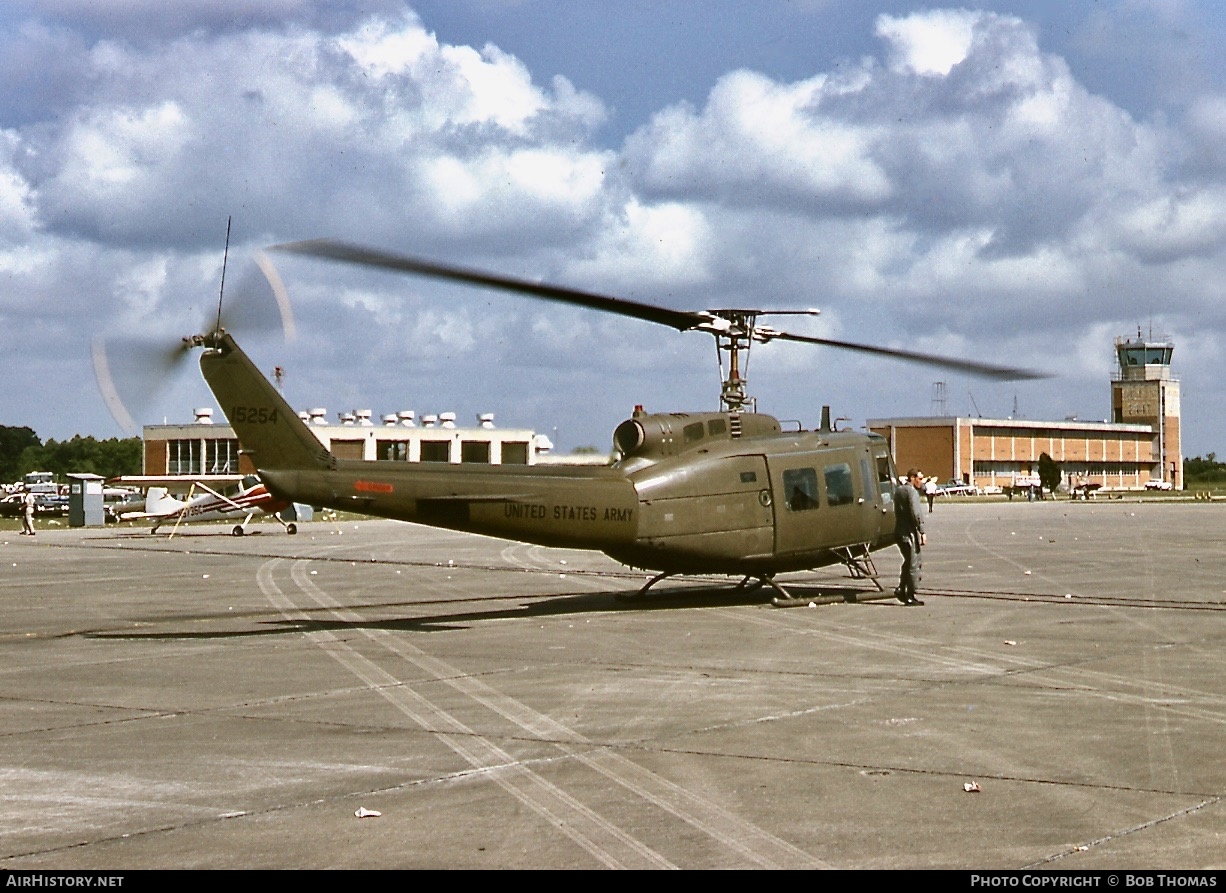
[92,227,295,435]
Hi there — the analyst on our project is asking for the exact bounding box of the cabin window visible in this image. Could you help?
[782,467,819,512]
[860,459,874,503]
[683,421,705,444]
[824,462,854,507]
[420,441,450,463]
[876,453,894,504]
[708,418,727,437]
[739,470,757,484]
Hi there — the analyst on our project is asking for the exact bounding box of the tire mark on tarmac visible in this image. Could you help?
[259,556,827,869]
[257,559,674,869]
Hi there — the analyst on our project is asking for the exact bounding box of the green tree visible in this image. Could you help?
[0,425,40,483]
[1185,454,1226,484]
[1037,452,1061,494]
[19,436,142,481]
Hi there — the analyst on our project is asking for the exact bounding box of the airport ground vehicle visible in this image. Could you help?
[937,479,978,496]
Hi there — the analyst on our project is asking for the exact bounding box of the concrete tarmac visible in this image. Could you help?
[0,500,1223,870]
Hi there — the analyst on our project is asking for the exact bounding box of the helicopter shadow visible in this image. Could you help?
[85,579,884,642]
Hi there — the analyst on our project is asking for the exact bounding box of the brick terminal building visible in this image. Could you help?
[868,332,1182,493]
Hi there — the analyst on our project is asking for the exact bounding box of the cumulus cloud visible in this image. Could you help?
[2,4,1226,456]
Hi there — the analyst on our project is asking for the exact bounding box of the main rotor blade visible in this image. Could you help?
[271,239,708,332]
[771,331,1048,381]
[272,238,1050,381]
[208,251,296,341]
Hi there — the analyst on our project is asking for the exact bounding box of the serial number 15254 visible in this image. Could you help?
[230,406,279,424]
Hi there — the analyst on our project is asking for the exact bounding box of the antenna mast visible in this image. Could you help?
[215,216,232,333]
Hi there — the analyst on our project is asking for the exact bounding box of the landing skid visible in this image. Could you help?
[614,571,823,604]
[769,543,885,607]
[614,542,886,607]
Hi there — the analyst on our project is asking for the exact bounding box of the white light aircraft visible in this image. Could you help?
[119,474,297,536]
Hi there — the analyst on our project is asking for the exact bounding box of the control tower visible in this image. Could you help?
[1111,330,1182,488]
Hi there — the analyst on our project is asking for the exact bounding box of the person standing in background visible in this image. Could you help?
[894,469,927,606]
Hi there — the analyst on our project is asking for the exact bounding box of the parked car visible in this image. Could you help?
[937,479,978,496]
[0,492,68,517]
[1144,480,1174,491]
[0,493,22,517]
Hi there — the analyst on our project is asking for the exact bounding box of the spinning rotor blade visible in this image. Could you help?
[769,331,1047,381]
[91,335,195,435]
[215,251,296,342]
[272,238,1047,382]
[92,251,296,435]
[271,239,708,332]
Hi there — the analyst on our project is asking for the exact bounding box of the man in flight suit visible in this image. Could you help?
[893,468,927,606]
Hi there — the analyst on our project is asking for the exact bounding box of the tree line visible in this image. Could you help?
[1185,454,1226,484]
[0,425,142,485]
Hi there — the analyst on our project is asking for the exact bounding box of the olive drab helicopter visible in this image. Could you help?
[162,238,1045,604]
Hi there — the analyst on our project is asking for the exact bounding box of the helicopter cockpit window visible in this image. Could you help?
[708,418,727,437]
[875,454,894,504]
[782,467,819,512]
[683,422,705,444]
[824,463,854,507]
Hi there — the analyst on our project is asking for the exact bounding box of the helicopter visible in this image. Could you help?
[165,238,1044,603]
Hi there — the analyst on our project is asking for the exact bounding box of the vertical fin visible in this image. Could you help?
[143,487,182,515]
[199,333,333,471]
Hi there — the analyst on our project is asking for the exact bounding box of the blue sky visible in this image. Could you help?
[3,1,1226,457]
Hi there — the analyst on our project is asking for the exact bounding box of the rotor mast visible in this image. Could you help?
[713,310,757,413]
[706,308,821,413]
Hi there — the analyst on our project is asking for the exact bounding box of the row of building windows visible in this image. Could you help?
[161,436,532,471]
[168,439,242,475]
[971,427,1145,442]
[972,460,1151,477]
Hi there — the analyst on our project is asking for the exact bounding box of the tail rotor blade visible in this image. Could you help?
[91,335,194,435]
[95,249,298,435]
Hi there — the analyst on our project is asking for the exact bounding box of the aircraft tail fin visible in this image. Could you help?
[198,333,333,471]
[143,487,182,515]
[120,486,183,520]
